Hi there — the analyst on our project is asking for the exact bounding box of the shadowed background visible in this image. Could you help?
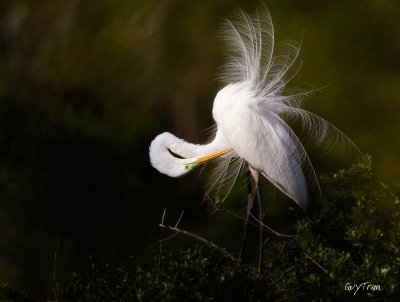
[0,0,399,292]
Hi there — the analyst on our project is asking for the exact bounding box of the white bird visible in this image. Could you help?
[149,5,356,210]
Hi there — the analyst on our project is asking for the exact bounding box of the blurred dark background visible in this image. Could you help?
[0,0,399,291]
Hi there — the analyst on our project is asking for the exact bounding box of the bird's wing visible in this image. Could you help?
[259,113,308,209]
[221,106,308,209]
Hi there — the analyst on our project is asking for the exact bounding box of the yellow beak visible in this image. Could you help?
[195,147,233,165]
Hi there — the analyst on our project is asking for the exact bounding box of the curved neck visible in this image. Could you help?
[149,130,232,177]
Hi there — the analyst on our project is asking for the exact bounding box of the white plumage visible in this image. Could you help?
[149,5,356,209]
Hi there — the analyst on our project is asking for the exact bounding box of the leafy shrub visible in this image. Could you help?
[2,155,399,301]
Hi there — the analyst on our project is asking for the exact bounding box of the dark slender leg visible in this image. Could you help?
[256,182,265,274]
[239,173,254,260]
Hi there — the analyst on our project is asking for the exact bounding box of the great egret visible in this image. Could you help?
[149,5,356,210]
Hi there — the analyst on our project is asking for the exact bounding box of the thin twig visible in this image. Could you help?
[302,251,328,274]
[284,239,329,274]
[155,241,162,284]
[279,265,297,280]
[159,223,236,261]
[121,286,135,301]
[159,210,236,261]
[104,283,115,299]
[161,208,167,224]
[239,209,251,260]
[249,212,295,238]
[53,239,59,281]
[53,239,60,302]
[279,241,286,255]
[249,210,328,274]
[262,236,270,248]
[219,207,257,226]
[159,231,179,242]
[276,293,305,301]
[159,210,184,242]
[174,210,184,228]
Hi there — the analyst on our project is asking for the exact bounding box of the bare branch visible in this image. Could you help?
[262,236,270,248]
[302,251,328,274]
[276,293,305,301]
[159,210,237,261]
[161,208,167,224]
[159,231,179,242]
[279,265,297,280]
[53,239,60,302]
[174,210,184,228]
[249,212,295,238]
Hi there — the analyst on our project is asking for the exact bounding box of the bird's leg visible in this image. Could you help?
[248,167,264,273]
[256,181,265,274]
[239,172,254,260]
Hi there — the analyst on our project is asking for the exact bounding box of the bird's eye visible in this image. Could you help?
[184,162,198,170]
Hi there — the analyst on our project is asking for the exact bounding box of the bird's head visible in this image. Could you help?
[149,132,194,177]
[149,132,232,177]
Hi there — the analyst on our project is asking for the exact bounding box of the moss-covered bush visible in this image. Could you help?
[2,156,399,301]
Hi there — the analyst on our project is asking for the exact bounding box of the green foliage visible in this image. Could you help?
[273,155,400,301]
[2,156,399,301]
[134,248,260,302]
[59,258,135,302]
[0,283,29,302]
